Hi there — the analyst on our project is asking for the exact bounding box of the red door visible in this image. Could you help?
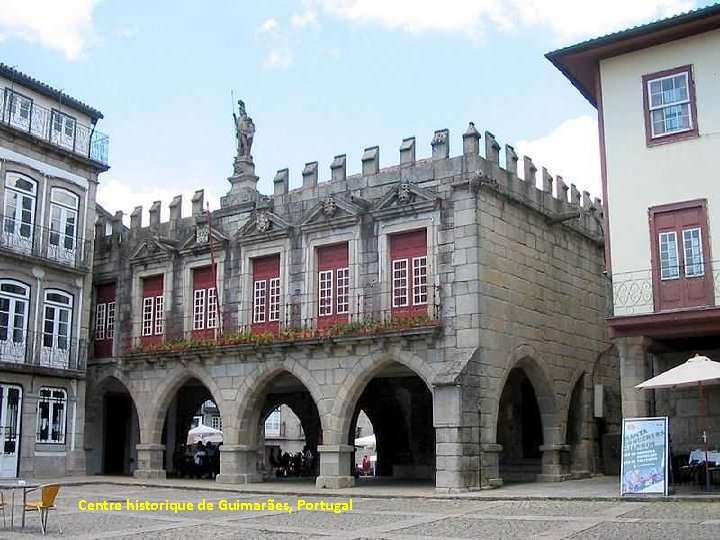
[94,283,116,358]
[389,229,428,318]
[252,255,280,334]
[141,275,163,346]
[650,202,713,311]
[192,266,217,339]
[317,243,349,330]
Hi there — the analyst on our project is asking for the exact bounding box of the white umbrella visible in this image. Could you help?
[635,354,720,489]
[186,424,223,445]
[354,434,376,449]
[635,354,720,389]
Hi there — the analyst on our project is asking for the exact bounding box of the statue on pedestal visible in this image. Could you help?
[233,100,255,164]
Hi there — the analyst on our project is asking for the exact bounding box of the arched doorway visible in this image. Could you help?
[497,367,544,482]
[241,371,322,483]
[86,376,140,475]
[567,374,588,475]
[347,361,435,484]
[161,377,223,479]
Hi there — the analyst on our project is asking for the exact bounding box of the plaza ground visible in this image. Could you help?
[0,477,718,539]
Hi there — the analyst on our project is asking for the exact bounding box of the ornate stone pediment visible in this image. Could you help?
[300,194,368,232]
[179,218,229,254]
[236,209,292,244]
[371,179,440,219]
[130,236,177,263]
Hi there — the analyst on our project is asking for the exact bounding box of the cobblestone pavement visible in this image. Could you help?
[0,484,718,539]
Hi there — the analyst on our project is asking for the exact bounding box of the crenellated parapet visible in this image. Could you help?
[97,123,603,248]
[259,123,603,243]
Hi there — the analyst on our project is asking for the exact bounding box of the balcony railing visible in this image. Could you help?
[121,287,442,356]
[606,261,720,317]
[0,329,86,371]
[1,213,92,271]
[0,91,108,165]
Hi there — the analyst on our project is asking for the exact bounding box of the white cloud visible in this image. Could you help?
[515,115,602,200]
[258,18,281,37]
[117,25,139,40]
[97,178,221,225]
[264,48,294,70]
[0,0,100,60]
[291,10,318,29]
[312,0,693,41]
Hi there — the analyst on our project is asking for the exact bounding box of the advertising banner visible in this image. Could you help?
[620,417,668,496]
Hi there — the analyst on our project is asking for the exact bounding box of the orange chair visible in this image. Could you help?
[23,484,61,535]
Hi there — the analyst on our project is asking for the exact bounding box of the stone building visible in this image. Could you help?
[87,110,619,490]
[548,5,720,459]
[0,64,109,477]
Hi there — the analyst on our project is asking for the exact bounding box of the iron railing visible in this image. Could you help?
[0,90,109,165]
[117,286,442,355]
[606,261,720,317]
[0,329,86,370]
[1,213,93,271]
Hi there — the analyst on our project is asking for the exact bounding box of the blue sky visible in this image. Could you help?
[0,0,712,220]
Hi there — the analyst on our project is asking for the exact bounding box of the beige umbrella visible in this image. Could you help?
[636,354,720,490]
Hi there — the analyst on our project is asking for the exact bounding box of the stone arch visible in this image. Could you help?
[144,364,227,443]
[561,367,589,442]
[491,344,559,447]
[232,357,329,446]
[85,372,142,475]
[330,346,436,445]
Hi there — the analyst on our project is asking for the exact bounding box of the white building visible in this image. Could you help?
[548,5,720,456]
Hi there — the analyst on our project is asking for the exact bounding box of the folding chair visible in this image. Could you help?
[0,491,6,528]
[23,484,61,535]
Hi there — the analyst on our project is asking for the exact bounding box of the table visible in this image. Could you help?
[689,450,720,464]
[0,480,40,530]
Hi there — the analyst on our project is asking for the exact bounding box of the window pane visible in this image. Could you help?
[318,270,333,316]
[336,268,350,315]
[412,256,428,305]
[269,278,281,322]
[683,228,704,277]
[392,259,409,308]
[659,232,679,280]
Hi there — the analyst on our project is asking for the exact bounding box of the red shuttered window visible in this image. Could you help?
[141,275,164,345]
[316,243,350,329]
[252,255,280,333]
[390,229,428,317]
[94,283,116,358]
[192,266,218,339]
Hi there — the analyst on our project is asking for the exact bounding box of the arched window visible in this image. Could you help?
[0,279,30,363]
[42,290,73,368]
[48,188,79,264]
[3,172,37,254]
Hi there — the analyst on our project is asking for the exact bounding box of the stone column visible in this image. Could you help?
[216,444,262,484]
[315,444,355,488]
[538,444,571,482]
[616,336,653,418]
[134,444,166,479]
[480,443,503,488]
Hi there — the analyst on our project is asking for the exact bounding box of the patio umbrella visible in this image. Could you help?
[354,434,376,449]
[186,424,223,445]
[635,354,720,490]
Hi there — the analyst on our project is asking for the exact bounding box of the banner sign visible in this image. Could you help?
[620,416,668,496]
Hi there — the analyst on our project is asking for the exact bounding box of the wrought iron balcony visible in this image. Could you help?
[1,213,93,272]
[119,286,442,357]
[0,91,108,165]
[606,261,720,317]
[0,329,86,371]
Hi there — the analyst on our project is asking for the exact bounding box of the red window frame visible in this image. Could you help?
[642,65,699,147]
[192,266,218,339]
[141,275,164,346]
[389,229,428,318]
[252,255,280,334]
[317,243,350,329]
[649,199,713,312]
[94,283,116,358]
